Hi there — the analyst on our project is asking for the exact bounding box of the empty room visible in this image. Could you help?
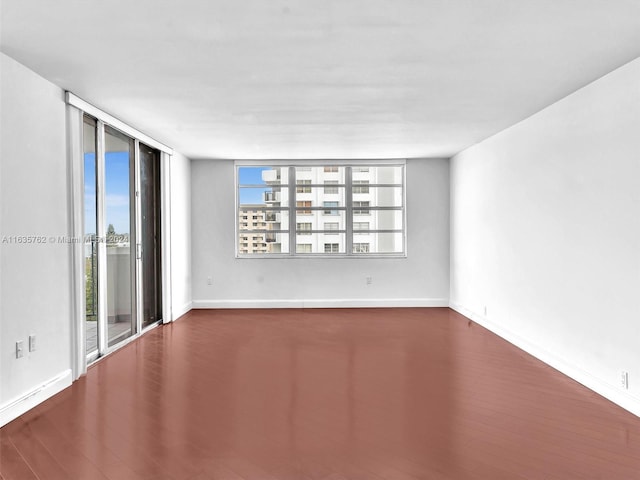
[1,1,640,478]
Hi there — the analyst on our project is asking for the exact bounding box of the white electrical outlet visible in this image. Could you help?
[207,276,213,285]
[16,341,24,358]
[29,335,36,352]
[620,371,629,390]
[366,276,373,285]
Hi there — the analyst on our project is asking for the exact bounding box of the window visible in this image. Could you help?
[323,201,339,215]
[297,244,312,253]
[237,164,404,256]
[324,181,339,194]
[324,222,339,234]
[353,180,369,194]
[354,222,369,233]
[324,243,339,253]
[353,243,370,253]
[353,201,370,215]
[296,179,311,193]
[297,222,312,235]
[296,201,312,215]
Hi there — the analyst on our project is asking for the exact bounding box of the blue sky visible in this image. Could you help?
[84,151,131,234]
[238,167,268,205]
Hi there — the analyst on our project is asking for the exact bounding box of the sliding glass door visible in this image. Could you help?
[104,126,136,347]
[139,144,162,329]
[83,115,163,361]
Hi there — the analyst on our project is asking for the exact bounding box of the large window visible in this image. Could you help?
[236,164,405,256]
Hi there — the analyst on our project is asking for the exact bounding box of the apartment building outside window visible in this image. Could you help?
[236,163,405,256]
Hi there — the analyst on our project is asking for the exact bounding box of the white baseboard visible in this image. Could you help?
[449,302,640,418]
[192,298,449,309]
[0,369,72,427]
[172,301,193,320]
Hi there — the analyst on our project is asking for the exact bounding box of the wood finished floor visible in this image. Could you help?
[1,308,639,479]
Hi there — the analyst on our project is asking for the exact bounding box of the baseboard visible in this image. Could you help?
[0,369,72,427]
[172,301,193,320]
[449,302,640,418]
[192,298,449,309]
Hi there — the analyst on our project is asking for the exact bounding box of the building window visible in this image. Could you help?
[324,222,339,234]
[323,201,339,215]
[237,164,404,256]
[297,222,312,235]
[324,243,339,253]
[353,243,370,253]
[296,179,312,193]
[296,201,312,215]
[324,181,339,194]
[297,244,312,253]
[353,180,369,194]
[353,201,370,215]
[354,222,369,234]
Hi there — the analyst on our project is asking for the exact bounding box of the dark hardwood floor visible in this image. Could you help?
[1,308,639,479]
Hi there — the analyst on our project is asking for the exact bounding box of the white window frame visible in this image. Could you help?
[235,161,406,258]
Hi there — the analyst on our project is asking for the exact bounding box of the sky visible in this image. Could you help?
[84,151,131,235]
[238,166,269,205]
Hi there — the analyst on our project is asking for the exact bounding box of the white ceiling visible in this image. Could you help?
[2,0,640,160]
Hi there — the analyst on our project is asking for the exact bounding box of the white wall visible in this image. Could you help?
[191,158,450,308]
[170,151,192,319]
[0,53,73,425]
[450,57,640,415]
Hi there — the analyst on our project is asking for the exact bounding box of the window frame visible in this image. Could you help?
[235,161,406,258]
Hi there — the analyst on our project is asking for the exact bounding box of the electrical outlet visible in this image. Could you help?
[29,335,36,352]
[366,276,373,285]
[207,276,212,285]
[620,371,629,390]
[16,341,24,358]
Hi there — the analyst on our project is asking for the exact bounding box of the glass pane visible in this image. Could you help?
[295,233,346,254]
[238,209,289,231]
[239,186,289,208]
[139,144,162,329]
[105,126,135,347]
[295,166,346,182]
[354,232,404,254]
[238,166,288,185]
[294,186,346,209]
[366,165,403,184]
[296,210,346,226]
[365,187,403,207]
[83,117,98,356]
[353,210,403,230]
[238,231,289,254]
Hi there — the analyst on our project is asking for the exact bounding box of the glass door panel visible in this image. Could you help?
[139,144,162,328]
[83,116,99,358]
[104,126,135,347]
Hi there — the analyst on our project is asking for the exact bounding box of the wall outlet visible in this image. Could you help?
[207,276,213,285]
[16,341,24,358]
[366,276,373,285]
[29,335,36,352]
[620,371,629,390]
